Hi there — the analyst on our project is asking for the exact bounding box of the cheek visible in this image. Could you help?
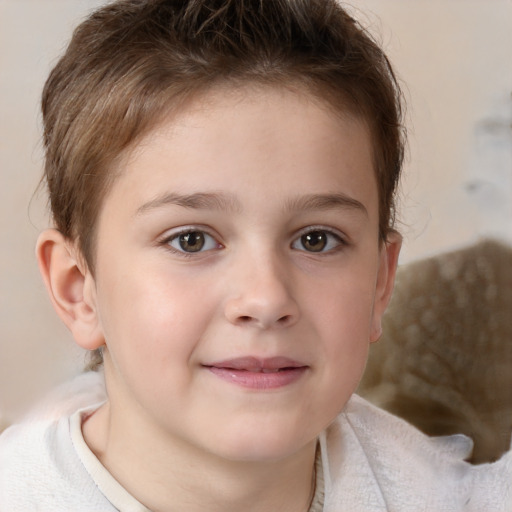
[310,271,376,381]
[98,279,210,410]
[97,268,217,370]
[314,274,376,339]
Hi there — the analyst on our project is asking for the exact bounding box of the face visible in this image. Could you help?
[86,86,398,462]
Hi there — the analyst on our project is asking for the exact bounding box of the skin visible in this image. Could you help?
[37,85,400,512]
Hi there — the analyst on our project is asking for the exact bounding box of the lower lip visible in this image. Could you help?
[206,366,307,389]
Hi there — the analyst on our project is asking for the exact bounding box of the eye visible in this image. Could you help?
[167,230,220,253]
[292,229,344,253]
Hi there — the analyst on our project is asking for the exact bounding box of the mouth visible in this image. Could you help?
[204,356,308,390]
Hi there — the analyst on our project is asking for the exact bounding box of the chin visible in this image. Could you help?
[205,426,314,463]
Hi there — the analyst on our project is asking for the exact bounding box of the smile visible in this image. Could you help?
[204,356,308,390]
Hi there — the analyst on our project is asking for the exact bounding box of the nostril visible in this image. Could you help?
[239,315,252,323]
[277,315,291,324]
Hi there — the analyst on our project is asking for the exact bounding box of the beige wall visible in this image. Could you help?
[356,0,512,261]
[1,0,511,420]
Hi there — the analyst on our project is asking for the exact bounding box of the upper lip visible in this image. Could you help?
[205,356,307,372]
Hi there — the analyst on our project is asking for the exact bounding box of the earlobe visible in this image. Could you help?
[36,229,105,351]
[370,232,402,343]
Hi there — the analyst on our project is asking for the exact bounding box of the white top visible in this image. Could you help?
[0,372,506,512]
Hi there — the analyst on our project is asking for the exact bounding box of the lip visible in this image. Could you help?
[204,356,308,390]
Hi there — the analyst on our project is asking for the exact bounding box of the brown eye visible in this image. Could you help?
[292,229,343,253]
[300,231,327,252]
[178,231,205,252]
[166,229,220,255]
[167,229,220,254]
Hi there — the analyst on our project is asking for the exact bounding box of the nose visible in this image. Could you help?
[223,252,300,330]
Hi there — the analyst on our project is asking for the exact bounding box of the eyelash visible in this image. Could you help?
[159,226,347,257]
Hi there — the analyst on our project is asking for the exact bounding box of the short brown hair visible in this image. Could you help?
[42,0,405,271]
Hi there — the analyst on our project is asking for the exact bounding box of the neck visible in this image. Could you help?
[83,401,318,512]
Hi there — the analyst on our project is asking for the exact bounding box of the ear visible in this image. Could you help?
[370,231,402,343]
[36,229,105,351]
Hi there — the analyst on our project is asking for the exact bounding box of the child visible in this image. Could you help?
[0,0,502,510]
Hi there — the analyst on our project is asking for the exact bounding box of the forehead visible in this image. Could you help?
[104,85,377,220]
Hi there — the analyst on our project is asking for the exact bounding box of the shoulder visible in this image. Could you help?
[0,375,112,511]
[0,417,106,511]
[321,394,473,511]
[341,394,473,460]
[0,416,72,482]
[334,397,512,512]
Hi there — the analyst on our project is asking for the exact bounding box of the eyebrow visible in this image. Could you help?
[284,193,368,216]
[135,192,242,216]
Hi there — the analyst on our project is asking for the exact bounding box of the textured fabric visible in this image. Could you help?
[0,413,118,511]
[0,373,501,512]
[320,395,474,511]
[468,451,512,512]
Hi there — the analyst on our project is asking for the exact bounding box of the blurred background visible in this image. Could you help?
[1,0,511,422]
